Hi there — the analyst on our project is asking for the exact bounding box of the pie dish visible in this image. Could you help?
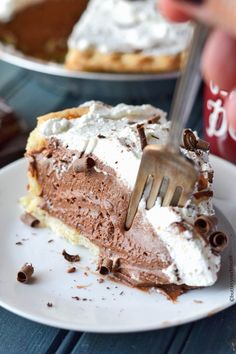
[0,0,191,73]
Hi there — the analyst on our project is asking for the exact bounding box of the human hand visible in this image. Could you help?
[158,0,236,130]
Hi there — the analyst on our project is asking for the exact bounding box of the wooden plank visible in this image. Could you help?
[71,328,177,354]
[180,305,236,354]
[0,307,66,354]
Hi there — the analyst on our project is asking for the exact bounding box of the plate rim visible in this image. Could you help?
[0,155,235,333]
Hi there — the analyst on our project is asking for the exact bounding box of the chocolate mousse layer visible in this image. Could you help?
[0,0,88,61]
[29,138,191,299]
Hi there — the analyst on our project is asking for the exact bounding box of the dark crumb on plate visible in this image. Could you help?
[72,296,80,301]
[47,302,53,307]
[84,272,88,276]
[15,242,23,245]
[67,267,76,273]
[62,249,80,262]
[119,291,124,296]
[48,239,54,243]
[106,287,110,290]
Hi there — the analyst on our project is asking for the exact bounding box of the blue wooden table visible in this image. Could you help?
[0,60,235,354]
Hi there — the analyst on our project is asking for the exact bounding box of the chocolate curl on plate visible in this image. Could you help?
[62,249,80,262]
[137,124,147,150]
[194,215,217,237]
[182,129,197,151]
[17,263,34,283]
[20,212,40,227]
[98,259,113,275]
[73,157,96,173]
[209,231,229,252]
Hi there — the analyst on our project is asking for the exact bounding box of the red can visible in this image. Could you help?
[204,81,236,164]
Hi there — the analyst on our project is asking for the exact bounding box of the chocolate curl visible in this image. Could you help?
[196,138,210,151]
[194,215,217,237]
[73,157,96,173]
[147,115,160,124]
[170,222,189,233]
[208,171,214,183]
[182,129,210,152]
[99,259,113,275]
[62,249,80,262]
[209,231,229,252]
[182,129,197,151]
[20,212,40,227]
[17,263,34,283]
[193,190,213,204]
[197,174,209,191]
[137,124,147,150]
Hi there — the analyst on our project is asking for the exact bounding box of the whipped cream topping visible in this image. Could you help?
[40,101,220,287]
[68,0,192,55]
[0,0,44,22]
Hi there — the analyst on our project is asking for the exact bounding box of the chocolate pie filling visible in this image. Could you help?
[29,138,192,299]
[0,0,88,61]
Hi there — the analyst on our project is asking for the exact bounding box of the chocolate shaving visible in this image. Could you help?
[194,215,217,237]
[47,302,53,307]
[137,124,147,150]
[97,134,106,139]
[183,129,210,152]
[73,157,96,173]
[208,171,214,183]
[72,296,80,301]
[99,259,113,275]
[196,138,210,151]
[17,263,34,283]
[193,190,213,203]
[67,267,76,273]
[20,212,40,227]
[197,174,209,191]
[209,231,228,252]
[62,249,80,262]
[170,222,189,233]
[15,242,23,245]
[147,115,160,124]
[182,129,197,151]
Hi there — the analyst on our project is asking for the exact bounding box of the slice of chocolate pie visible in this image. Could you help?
[21,101,228,299]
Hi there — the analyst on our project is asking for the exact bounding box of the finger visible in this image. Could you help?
[158,0,190,22]
[202,30,236,92]
[225,91,236,131]
[161,0,236,36]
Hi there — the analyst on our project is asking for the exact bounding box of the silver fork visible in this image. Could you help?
[125,23,209,230]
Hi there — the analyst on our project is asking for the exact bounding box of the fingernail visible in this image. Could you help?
[175,0,205,4]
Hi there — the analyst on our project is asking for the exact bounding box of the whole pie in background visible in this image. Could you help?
[0,0,192,73]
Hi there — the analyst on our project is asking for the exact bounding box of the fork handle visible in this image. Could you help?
[168,23,209,150]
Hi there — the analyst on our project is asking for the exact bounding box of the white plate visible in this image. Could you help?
[0,156,236,333]
[0,44,179,82]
